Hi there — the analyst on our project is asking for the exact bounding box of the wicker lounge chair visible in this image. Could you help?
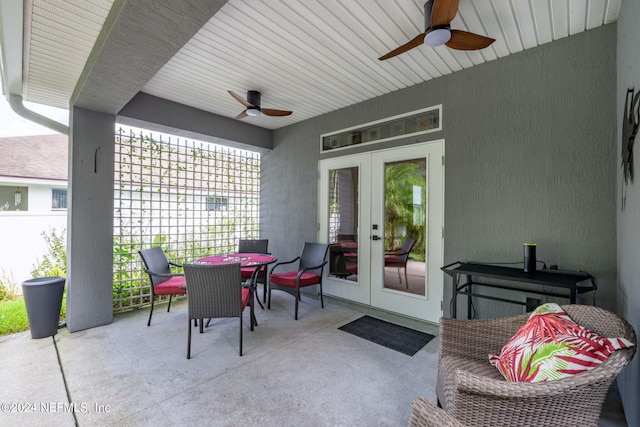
[409,305,636,427]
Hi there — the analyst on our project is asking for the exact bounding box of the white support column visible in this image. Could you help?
[66,107,114,332]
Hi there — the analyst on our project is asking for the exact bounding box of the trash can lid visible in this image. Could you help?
[22,277,66,286]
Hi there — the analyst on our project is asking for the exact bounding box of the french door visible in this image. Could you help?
[318,140,444,323]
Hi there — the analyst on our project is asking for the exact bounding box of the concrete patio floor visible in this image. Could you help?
[0,289,628,426]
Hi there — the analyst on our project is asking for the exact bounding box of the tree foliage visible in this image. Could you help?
[384,160,426,261]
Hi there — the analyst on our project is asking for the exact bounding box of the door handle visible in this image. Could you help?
[371,235,381,240]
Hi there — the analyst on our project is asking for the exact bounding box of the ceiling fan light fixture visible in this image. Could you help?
[246,108,261,117]
[424,27,451,46]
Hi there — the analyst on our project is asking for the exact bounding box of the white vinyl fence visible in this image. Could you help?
[0,211,66,290]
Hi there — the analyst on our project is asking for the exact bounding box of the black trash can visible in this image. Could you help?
[22,276,65,339]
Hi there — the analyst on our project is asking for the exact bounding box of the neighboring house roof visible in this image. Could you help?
[0,134,68,181]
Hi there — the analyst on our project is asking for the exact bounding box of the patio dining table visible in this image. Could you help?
[197,253,277,311]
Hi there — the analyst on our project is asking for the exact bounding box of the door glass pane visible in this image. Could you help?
[327,167,359,282]
[383,159,426,295]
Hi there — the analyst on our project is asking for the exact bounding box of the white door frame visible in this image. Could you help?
[318,140,444,322]
[318,154,371,305]
[370,141,444,322]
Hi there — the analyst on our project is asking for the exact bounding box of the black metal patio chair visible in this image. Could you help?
[238,238,269,304]
[138,247,186,326]
[268,242,329,320]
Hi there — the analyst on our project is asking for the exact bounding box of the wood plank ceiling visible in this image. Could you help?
[23,0,621,130]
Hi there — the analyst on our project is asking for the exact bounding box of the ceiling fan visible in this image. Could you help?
[228,90,292,120]
[378,0,495,61]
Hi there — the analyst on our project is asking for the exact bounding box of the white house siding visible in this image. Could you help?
[28,183,65,211]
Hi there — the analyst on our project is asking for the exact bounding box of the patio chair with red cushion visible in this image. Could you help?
[238,238,269,304]
[138,247,187,326]
[268,242,329,320]
[183,263,253,358]
[384,237,416,288]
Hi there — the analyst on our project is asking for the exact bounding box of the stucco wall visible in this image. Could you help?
[442,25,617,317]
[263,24,617,319]
[616,0,640,424]
[66,107,115,332]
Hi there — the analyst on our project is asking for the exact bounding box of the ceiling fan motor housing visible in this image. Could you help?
[247,90,261,109]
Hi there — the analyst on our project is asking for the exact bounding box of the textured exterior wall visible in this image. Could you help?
[444,25,617,317]
[616,0,640,424]
[264,24,617,317]
[263,120,324,262]
[66,107,114,332]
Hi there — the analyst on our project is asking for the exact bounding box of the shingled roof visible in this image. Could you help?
[0,134,68,181]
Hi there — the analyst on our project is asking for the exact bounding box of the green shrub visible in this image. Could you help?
[0,269,20,301]
[31,229,67,278]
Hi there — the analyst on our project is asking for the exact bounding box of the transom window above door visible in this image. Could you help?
[320,105,441,152]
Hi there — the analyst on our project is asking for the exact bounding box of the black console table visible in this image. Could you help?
[441,261,597,319]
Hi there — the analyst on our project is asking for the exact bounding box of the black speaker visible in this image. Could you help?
[524,243,536,273]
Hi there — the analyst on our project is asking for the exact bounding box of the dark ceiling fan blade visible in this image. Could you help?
[235,110,248,120]
[228,90,254,108]
[378,33,426,61]
[446,29,495,50]
[261,108,292,117]
[430,0,459,27]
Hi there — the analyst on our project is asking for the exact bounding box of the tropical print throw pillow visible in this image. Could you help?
[488,303,633,382]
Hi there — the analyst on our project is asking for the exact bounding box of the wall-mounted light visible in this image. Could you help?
[15,190,22,206]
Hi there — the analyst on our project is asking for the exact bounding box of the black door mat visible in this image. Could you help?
[338,315,435,356]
